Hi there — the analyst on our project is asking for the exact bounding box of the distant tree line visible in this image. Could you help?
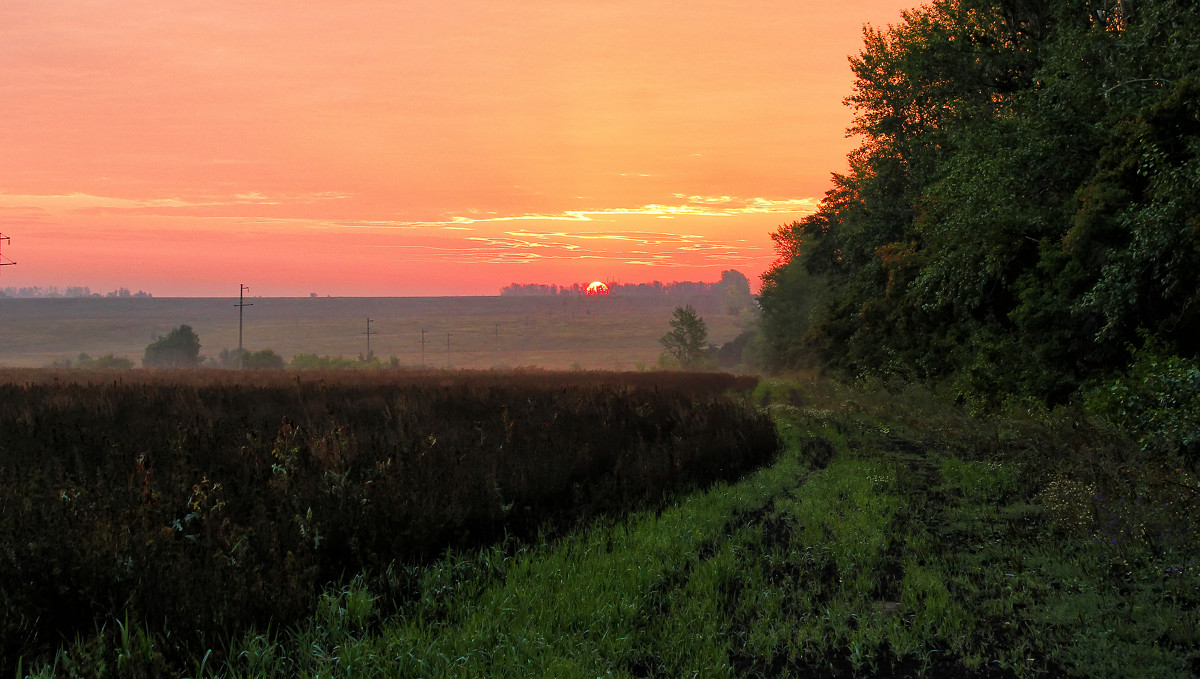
[505,270,748,297]
[0,285,152,298]
[502,271,756,315]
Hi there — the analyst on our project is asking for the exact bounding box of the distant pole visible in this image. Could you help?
[419,328,426,368]
[494,322,499,353]
[364,317,376,359]
[446,332,450,367]
[0,235,12,354]
[235,284,252,369]
[0,233,14,277]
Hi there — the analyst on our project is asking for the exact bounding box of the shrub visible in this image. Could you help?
[1086,344,1200,465]
[143,325,201,368]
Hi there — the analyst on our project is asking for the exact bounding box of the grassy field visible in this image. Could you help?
[0,294,742,370]
[15,372,1199,677]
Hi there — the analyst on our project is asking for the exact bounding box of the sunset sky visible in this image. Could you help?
[1,1,913,297]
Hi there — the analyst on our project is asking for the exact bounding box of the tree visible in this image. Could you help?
[143,325,202,368]
[718,269,754,314]
[660,305,709,369]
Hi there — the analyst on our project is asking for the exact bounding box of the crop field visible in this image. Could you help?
[6,369,1199,677]
[0,294,741,370]
[0,367,775,676]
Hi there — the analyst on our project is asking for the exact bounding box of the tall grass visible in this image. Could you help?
[1,368,776,675]
[14,371,1200,676]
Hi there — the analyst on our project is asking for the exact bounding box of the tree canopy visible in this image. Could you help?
[760,0,1200,410]
[143,325,202,368]
[660,305,710,369]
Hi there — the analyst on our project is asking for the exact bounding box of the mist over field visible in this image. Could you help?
[0,293,745,371]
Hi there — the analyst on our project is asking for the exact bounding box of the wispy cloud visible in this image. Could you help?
[0,190,350,216]
[0,190,815,227]
[0,189,793,272]
[321,194,819,230]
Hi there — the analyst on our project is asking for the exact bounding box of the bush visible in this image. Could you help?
[143,325,201,368]
[290,353,370,370]
[1086,344,1200,465]
[218,348,286,369]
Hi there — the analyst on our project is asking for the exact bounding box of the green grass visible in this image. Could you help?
[21,378,1200,677]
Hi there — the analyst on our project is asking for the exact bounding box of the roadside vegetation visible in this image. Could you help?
[1,368,773,677]
[10,371,1197,677]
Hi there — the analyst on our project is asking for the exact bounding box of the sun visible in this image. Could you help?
[585,281,609,296]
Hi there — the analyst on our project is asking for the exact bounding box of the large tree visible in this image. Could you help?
[759,0,1200,407]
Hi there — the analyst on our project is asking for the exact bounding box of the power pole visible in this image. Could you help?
[0,235,12,357]
[445,332,451,367]
[235,284,252,369]
[494,322,500,353]
[363,317,376,360]
[419,328,427,368]
[0,233,14,276]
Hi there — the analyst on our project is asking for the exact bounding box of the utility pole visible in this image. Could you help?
[0,233,14,276]
[419,328,427,368]
[235,284,252,369]
[494,322,500,353]
[363,317,376,360]
[0,235,12,359]
[446,332,451,367]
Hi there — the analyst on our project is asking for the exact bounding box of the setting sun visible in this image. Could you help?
[585,281,609,296]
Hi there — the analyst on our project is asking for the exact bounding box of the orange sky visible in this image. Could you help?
[0,1,914,296]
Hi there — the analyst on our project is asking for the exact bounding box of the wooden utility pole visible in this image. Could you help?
[363,317,376,359]
[0,234,14,276]
[235,284,252,369]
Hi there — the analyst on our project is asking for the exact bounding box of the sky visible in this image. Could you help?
[0,1,914,297]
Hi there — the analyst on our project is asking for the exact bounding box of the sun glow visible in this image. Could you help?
[0,1,914,296]
[586,281,609,296]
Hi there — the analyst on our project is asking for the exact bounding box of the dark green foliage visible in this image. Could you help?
[289,352,374,370]
[218,347,286,369]
[142,325,201,368]
[242,348,284,370]
[1086,341,1200,464]
[760,0,1200,413]
[715,330,756,369]
[0,368,775,674]
[659,304,710,369]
